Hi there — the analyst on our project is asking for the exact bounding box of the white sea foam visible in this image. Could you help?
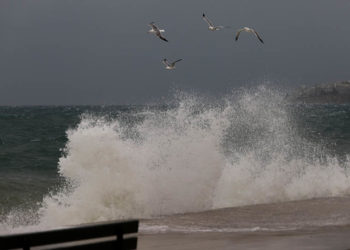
[139,225,290,234]
[1,86,350,232]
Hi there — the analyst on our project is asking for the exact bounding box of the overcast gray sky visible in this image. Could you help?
[0,0,350,105]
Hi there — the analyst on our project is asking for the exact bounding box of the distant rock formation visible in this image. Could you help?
[289,81,350,104]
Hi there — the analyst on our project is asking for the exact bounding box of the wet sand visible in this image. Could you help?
[138,197,350,249]
[139,226,350,250]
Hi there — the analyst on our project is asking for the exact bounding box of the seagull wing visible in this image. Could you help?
[171,59,182,66]
[235,29,244,41]
[253,30,264,44]
[149,22,159,31]
[158,34,168,42]
[162,59,170,67]
[202,13,214,27]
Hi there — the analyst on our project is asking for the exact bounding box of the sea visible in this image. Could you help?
[1,86,350,234]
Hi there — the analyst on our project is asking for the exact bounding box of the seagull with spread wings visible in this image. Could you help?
[148,22,168,42]
[202,13,224,31]
[162,58,182,70]
[235,27,264,44]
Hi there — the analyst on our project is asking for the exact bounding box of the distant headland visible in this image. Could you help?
[289,81,350,104]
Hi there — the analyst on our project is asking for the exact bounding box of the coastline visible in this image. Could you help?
[139,225,350,250]
[289,81,350,104]
[138,197,350,249]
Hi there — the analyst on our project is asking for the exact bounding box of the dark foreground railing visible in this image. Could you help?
[0,219,139,250]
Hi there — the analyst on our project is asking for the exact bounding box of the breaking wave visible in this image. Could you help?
[2,86,350,232]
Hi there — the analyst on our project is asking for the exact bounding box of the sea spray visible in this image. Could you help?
[213,88,350,207]
[37,94,227,228]
[1,86,350,232]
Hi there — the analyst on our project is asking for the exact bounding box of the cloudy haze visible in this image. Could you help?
[0,0,350,105]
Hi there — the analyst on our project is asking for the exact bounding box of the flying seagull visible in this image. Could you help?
[148,22,168,42]
[162,58,182,70]
[235,27,264,44]
[202,13,224,31]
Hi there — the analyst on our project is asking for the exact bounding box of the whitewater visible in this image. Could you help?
[1,86,350,233]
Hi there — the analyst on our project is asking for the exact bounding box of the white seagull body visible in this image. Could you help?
[148,22,168,42]
[202,13,223,31]
[235,27,264,44]
[162,58,182,70]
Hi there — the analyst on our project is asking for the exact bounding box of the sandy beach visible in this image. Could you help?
[138,197,350,250]
[139,226,350,250]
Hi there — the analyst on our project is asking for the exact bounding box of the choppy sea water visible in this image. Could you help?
[1,87,350,233]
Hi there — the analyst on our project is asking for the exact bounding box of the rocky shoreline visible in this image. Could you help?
[289,81,350,104]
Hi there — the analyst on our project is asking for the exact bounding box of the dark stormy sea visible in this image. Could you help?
[1,87,350,234]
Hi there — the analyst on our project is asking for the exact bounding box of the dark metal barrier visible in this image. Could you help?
[0,219,139,250]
